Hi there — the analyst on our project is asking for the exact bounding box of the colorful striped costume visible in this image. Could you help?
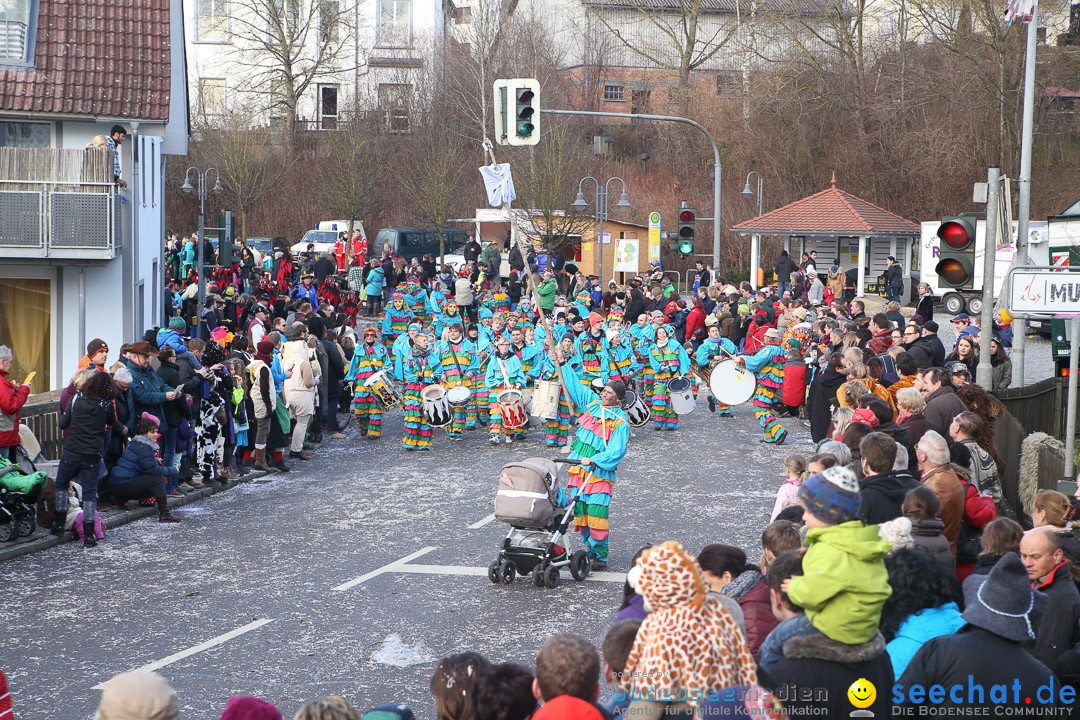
[561,364,630,563]
[402,348,439,451]
[576,332,608,387]
[491,291,510,314]
[515,339,542,383]
[469,334,492,428]
[345,340,389,438]
[537,355,578,447]
[742,343,788,444]
[484,353,527,440]
[629,324,656,398]
[695,337,736,417]
[648,341,691,430]
[382,302,414,343]
[604,336,637,385]
[435,339,475,439]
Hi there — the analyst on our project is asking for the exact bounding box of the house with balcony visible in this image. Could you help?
[0,0,189,393]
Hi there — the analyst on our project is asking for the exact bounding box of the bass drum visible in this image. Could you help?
[709,359,757,406]
[421,384,452,427]
[623,389,651,427]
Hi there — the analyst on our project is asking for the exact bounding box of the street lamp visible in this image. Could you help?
[742,171,763,218]
[571,176,631,283]
[181,166,221,312]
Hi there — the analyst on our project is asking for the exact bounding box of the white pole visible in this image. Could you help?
[1065,316,1079,480]
[977,166,1000,390]
[750,234,760,290]
[857,236,867,297]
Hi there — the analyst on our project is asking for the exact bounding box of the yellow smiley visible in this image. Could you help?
[847,678,876,709]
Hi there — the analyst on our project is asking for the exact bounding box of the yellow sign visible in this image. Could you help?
[648,211,661,261]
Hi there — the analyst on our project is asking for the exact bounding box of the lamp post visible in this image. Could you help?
[742,172,764,289]
[742,171,763,218]
[571,176,631,283]
[180,167,222,313]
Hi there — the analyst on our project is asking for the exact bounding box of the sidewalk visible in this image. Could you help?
[0,469,272,563]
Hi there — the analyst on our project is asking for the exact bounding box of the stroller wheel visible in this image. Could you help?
[487,559,502,584]
[16,515,34,538]
[543,566,560,589]
[500,562,517,585]
[569,550,591,581]
[0,521,17,543]
[530,564,545,587]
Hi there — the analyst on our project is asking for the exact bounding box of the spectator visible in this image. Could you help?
[0,345,31,463]
[884,256,904,302]
[867,313,894,355]
[902,485,952,569]
[760,520,802,571]
[806,353,847,443]
[879,548,965,679]
[990,337,1012,393]
[431,652,490,720]
[774,251,797,296]
[914,430,964,558]
[615,546,650,622]
[221,696,282,720]
[295,696,362,720]
[602,620,641,718]
[78,337,110,372]
[108,416,182,523]
[771,455,806,521]
[473,663,534,720]
[1030,490,1080,571]
[1019,527,1080,674]
[858,431,918,524]
[885,300,905,330]
[97,670,178,720]
[949,411,1003,507]
[913,282,934,323]
[282,325,316,461]
[106,124,128,187]
[698,544,772,659]
[917,367,968,437]
[906,321,945,369]
[971,517,1024,576]
[532,634,608,718]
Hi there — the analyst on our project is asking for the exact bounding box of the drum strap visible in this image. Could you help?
[449,342,466,382]
[497,357,512,390]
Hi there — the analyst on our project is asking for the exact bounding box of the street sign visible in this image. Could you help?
[648,211,661,263]
[1006,265,1080,316]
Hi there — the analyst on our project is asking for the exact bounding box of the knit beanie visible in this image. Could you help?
[168,316,187,331]
[220,696,283,720]
[797,466,861,525]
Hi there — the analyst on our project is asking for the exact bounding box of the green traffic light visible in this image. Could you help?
[679,241,693,256]
[517,122,535,136]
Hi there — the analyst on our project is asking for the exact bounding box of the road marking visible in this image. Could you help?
[332,546,438,591]
[467,513,496,529]
[391,564,625,583]
[91,618,274,689]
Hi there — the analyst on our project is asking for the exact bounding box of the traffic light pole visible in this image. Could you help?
[541,109,723,275]
[976,166,1000,390]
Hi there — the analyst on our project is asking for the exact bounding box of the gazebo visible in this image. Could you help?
[731,176,921,299]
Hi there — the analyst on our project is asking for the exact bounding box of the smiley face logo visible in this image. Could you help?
[847,678,876,709]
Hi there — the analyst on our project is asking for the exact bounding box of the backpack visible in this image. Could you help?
[874,353,900,386]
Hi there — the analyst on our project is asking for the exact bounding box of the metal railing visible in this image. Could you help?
[0,180,121,258]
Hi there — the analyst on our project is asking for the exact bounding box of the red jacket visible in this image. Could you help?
[782,359,807,407]
[739,578,778,661]
[0,369,30,448]
[867,330,893,356]
[684,308,706,342]
[0,668,11,719]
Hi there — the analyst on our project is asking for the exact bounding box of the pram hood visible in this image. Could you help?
[495,458,560,529]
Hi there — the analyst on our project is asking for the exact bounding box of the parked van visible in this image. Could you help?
[290,220,365,260]
[374,228,470,265]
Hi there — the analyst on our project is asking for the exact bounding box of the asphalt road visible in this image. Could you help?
[0,323,1053,719]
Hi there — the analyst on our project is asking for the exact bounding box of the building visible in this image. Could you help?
[0,0,190,393]
[184,0,442,129]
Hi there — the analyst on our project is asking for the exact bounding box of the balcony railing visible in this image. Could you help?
[0,147,123,261]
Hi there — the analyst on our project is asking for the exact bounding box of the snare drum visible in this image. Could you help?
[668,376,696,415]
[531,380,561,420]
[623,389,651,427]
[498,389,527,429]
[708,359,757,406]
[446,384,472,409]
[421,384,452,427]
[364,370,402,410]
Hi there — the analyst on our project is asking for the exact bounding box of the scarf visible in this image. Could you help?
[719,568,763,602]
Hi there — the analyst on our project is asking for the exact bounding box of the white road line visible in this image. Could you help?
[91,618,274,690]
[392,564,626,583]
[332,546,438,591]
[467,513,496,529]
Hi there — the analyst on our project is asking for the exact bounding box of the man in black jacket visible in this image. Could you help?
[463,233,481,265]
[774,251,798,297]
[907,321,946,369]
[858,432,919,524]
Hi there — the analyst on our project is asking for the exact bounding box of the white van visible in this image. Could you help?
[290,220,366,260]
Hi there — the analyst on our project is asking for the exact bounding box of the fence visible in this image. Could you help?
[20,393,63,462]
[997,376,1066,440]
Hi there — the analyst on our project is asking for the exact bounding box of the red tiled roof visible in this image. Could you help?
[731,180,920,235]
[0,0,171,121]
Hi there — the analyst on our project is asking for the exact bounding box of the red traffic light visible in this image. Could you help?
[679,209,695,222]
[937,219,974,250]
[517,89,534,102]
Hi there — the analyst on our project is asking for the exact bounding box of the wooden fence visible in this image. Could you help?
[997,376,1065,440]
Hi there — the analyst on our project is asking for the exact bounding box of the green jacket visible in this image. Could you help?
[535,278,557,311]
[786,521,892,645]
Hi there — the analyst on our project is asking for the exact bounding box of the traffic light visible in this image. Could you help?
[494,78,540,146]
[677,205,695,257]
[934,213,979,288]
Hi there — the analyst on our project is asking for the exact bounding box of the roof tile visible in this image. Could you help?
[731,181,920,235]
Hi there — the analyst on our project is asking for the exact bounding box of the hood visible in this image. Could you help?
[860,472,907,503]
[806,521,892,562]
[895,602,965,642]
[630,540,707,612]
[910,517,945,537]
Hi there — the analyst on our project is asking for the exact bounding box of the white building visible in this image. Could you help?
[184,0,442,128]
[0,0,190,392]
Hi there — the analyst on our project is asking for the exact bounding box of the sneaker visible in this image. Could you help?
[505,435,513,444]
[590,560,608,572]
[489,435,500,445]
[167,489,184,498]
[179,483,196,492]
[332,433,346,440]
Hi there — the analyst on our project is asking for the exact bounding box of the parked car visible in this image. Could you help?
[373,228,470,266]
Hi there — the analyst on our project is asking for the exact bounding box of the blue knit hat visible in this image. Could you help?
[797,466,861,525]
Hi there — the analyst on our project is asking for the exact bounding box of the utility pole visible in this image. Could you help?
[976,166,1000,390]
[1012,0,1040,387]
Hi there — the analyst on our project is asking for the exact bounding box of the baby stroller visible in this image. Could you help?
[0,449,49,542]
[487,457,591,589]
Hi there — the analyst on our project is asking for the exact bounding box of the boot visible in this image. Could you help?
[290,450,311,461]
[49,513,66,536]
[254,449,273,472]
[156,497,181,523]
[272,452,291,473]
[83,521,97,548]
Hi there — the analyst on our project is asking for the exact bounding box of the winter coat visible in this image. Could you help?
[0,368,30,448]
[248,359,277,419]
[859,471,919,525]
[886,602,966,679]
[898,413,933,464]
[786,521,893,645]
[914,294,934,323]
[321,338,345,399]
[110,434,177,484]
[760,632,894,719]
[684,307,705,342]
[155,359,189,429]
[57,393,115,459]
[993,357,1013,393]
[907,334,946,370]
[122,358,172,433]
[807,368,847,443]
[909,517,954,569]
[615,593,647,622]
[1028,562,1080,675]
[733,577,777,661]
[781,359,807,407]
[826,266,845,297]
[775,256,798,283]
[899,629,1057,709]
[454,276,473,307]
[886,263,904,290]
[920,465,965,557]
[365,266,385,297]
[923,385,969,437]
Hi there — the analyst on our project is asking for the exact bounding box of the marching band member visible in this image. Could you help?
[435,322,475,441]
[391,323,422,382]
[576,312,609,389]
[433,300,464,338]
[511,326,542,384]
[466,323,490,429]
[603,324,638,387]
[401,331,440,452]
[648,324,691,431]
[557,356,631,572]
[382,292,414,344]
[739,327,788,444]
[344,327,389,438]
[537,331,580,448]
[695,320,737,418]
[484,335,526,445]
[628,313,656,397]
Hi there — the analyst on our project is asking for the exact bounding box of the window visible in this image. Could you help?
[0,278,50,393]
[0,120,49,147]
[199,78,226,115]
[378,0,411,47]
[631,89,650,114]
[716,72,739,97]
[400,231,426,247]
[378,83,411,133]
[451,5,472,23]
[603,84,624,102]
[319,0,339,43]
[269,0,300,38]
[195,0,229,41]
[0,0,36,65]
[319,85,338,130]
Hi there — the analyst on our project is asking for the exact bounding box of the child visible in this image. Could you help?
[768,467,891,661]
[532,634,608,719]
[771,455,807,521]
[108,418,183,525]
[473,663,535,720]
[602,620,641,718]
[155,316,202,369]
[760,520,802,572]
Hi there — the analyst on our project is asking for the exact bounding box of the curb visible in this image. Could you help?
[0,469,272,563]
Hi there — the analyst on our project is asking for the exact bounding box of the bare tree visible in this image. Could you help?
[319,108,394,230]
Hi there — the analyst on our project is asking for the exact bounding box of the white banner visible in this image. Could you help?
[614,239,640,273]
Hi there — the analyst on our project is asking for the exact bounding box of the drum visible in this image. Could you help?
[532,380,561,420]
[520,387,534,413]
[668,376,696,415]
[709,359,757,406]
[590,378,605,395]
[421,384,452,427]
[447,384,471,409]
[623,389,651,427]
[364,370,402,410]
[498,389,527,429]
